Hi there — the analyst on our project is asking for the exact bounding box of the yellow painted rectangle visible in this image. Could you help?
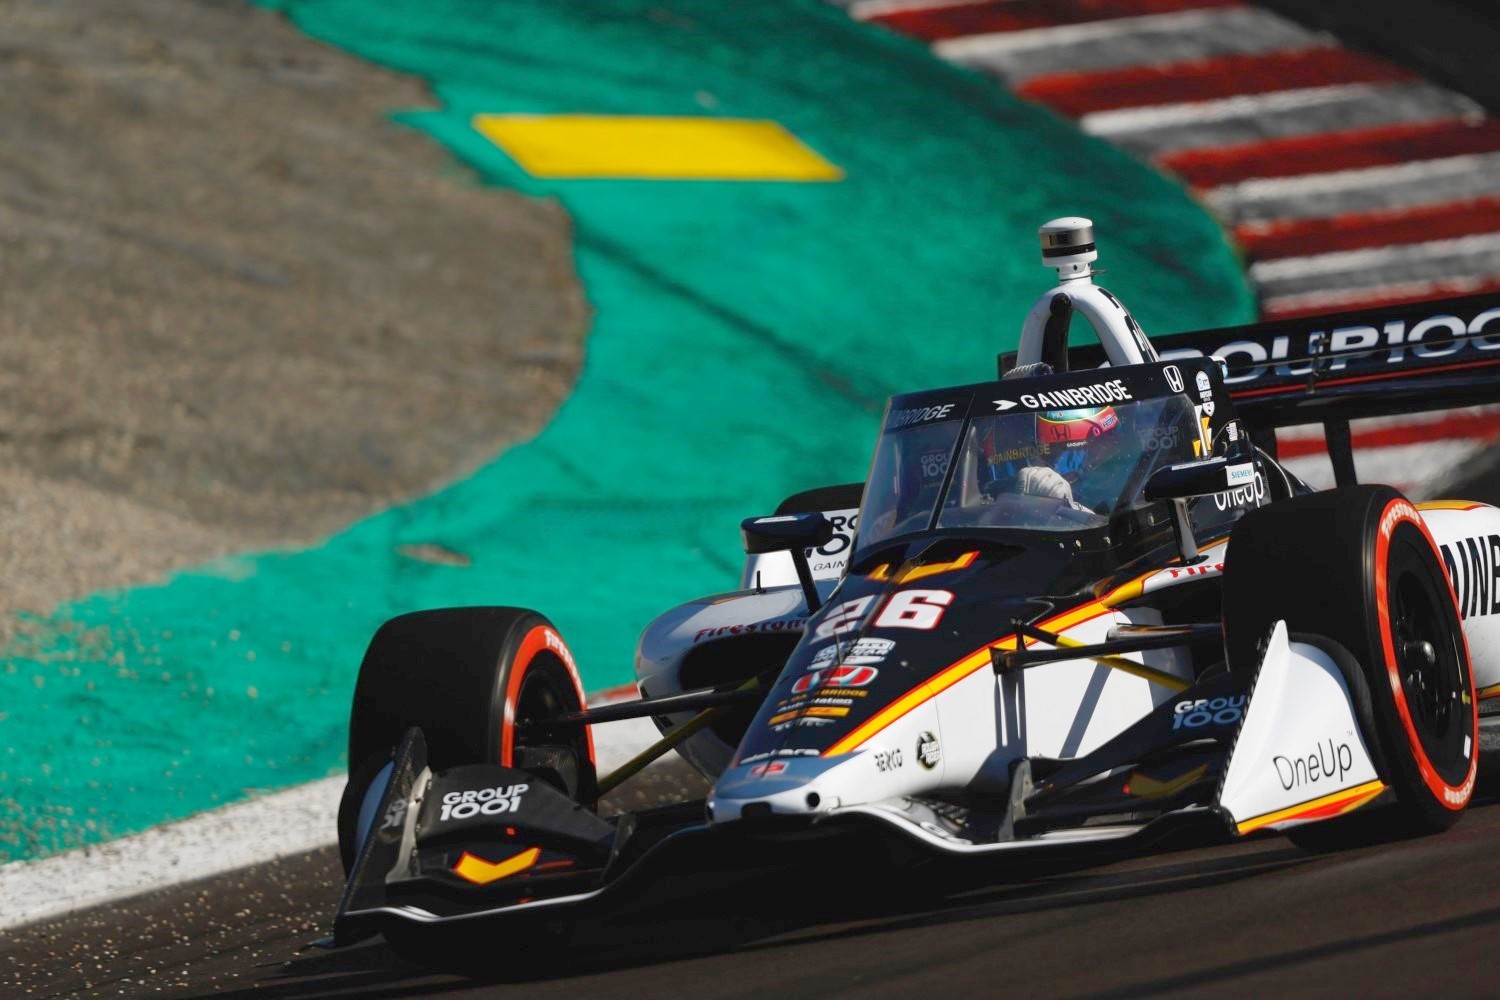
[472,114,843,181]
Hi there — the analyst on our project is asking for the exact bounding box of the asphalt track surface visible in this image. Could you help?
[11,760,1500,998]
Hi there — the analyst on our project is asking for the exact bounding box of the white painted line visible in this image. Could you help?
[1205,151,1500,223]
[1252,236,1500,299]
[936,9,1241,58]
[849,0,989,19]
[1250,232,1500,282]
[1094,81,1480,157]
[0,706,663,930]
[933,7,1315,82]
[1259,273,1500,317]
[0,777,345,931]
[1083,83,1420,136]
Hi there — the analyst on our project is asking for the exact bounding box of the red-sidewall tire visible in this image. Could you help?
[338,607,596,873]
[1223,486,1477,839]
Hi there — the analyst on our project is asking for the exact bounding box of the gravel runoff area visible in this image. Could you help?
[0,757,711,997]
[0,0,587,629]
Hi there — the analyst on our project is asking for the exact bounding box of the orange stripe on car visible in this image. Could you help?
[825,601,1112,756]
[824,540,1232,757]
[1235,780,1386,836]
[1417,500,1491,512]
[451,846,542,885]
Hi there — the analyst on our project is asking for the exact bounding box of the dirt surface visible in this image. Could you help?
[0,0,586,621]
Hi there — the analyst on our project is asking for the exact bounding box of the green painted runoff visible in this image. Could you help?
[0,0,1254,861]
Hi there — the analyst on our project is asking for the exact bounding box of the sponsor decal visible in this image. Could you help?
[771,716,836,732]
[694,617,806,644]
[804,510,859,575]
[1161,306,1500,385]
[1166,562,1224,580]
[1140,423,1180,453]
[1273,739,1354,790]
[994,398,1019,412]
[809,637,895,668]
[1195,370,1212,398]
[792,665,879,693]
[916,731,942,770]
[740,748,820,765]
[1202,400,1215,417]
[749,761,788,777]
[769,706,847,727]
[873,748,903,773]
[543,628,577,674]
[438,783,528,822]
[1164,365,1185,393]
[1379,499,1418,542]
[887,403,957,430]
[1172,695,1245,730]
[379,799,408,837]
[1018,379,1132,411]
[919,451,950,480]
[1225,462,1255,485]
[1439,533,1500,619]
[1211,469,1267,512]
[988,443,1052,464]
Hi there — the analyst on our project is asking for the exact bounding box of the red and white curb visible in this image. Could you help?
[0,683,655,930]
[838,0,1500,491]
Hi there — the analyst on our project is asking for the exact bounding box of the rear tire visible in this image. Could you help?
[338,607,596,873]
[1222,486,1478,844]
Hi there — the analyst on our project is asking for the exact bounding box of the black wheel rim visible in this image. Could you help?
[513,657,589,798]
[516,666,567,730]
[1389,533,1469,783]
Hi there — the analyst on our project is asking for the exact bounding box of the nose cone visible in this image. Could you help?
[707,755,848,824]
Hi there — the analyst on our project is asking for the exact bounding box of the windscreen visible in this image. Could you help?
[852,391,1205,559]
[938,394,1204,531]
[853,407,966,555]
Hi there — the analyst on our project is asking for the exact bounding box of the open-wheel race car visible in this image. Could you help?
[332,219,1500,964]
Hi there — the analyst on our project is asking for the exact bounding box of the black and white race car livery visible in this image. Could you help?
[332,219,1500,966]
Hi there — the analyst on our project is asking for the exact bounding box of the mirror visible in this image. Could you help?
[740,512,834,555]
[1144,457,1257,503]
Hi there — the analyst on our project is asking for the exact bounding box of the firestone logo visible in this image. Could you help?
[694,617,807,643]
[1379,500,1418,542]
[543,628,577,674]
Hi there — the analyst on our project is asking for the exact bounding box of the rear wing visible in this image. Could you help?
[1064,293,1500,485]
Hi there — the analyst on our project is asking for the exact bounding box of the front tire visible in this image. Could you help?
[1222,485,1477,843]
[338,607,596,873]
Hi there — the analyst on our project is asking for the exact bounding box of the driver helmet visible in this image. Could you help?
[980,403,1127,511]
[1035,406,1120,479]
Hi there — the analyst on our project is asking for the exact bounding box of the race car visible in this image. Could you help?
[332,218,1500,964]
